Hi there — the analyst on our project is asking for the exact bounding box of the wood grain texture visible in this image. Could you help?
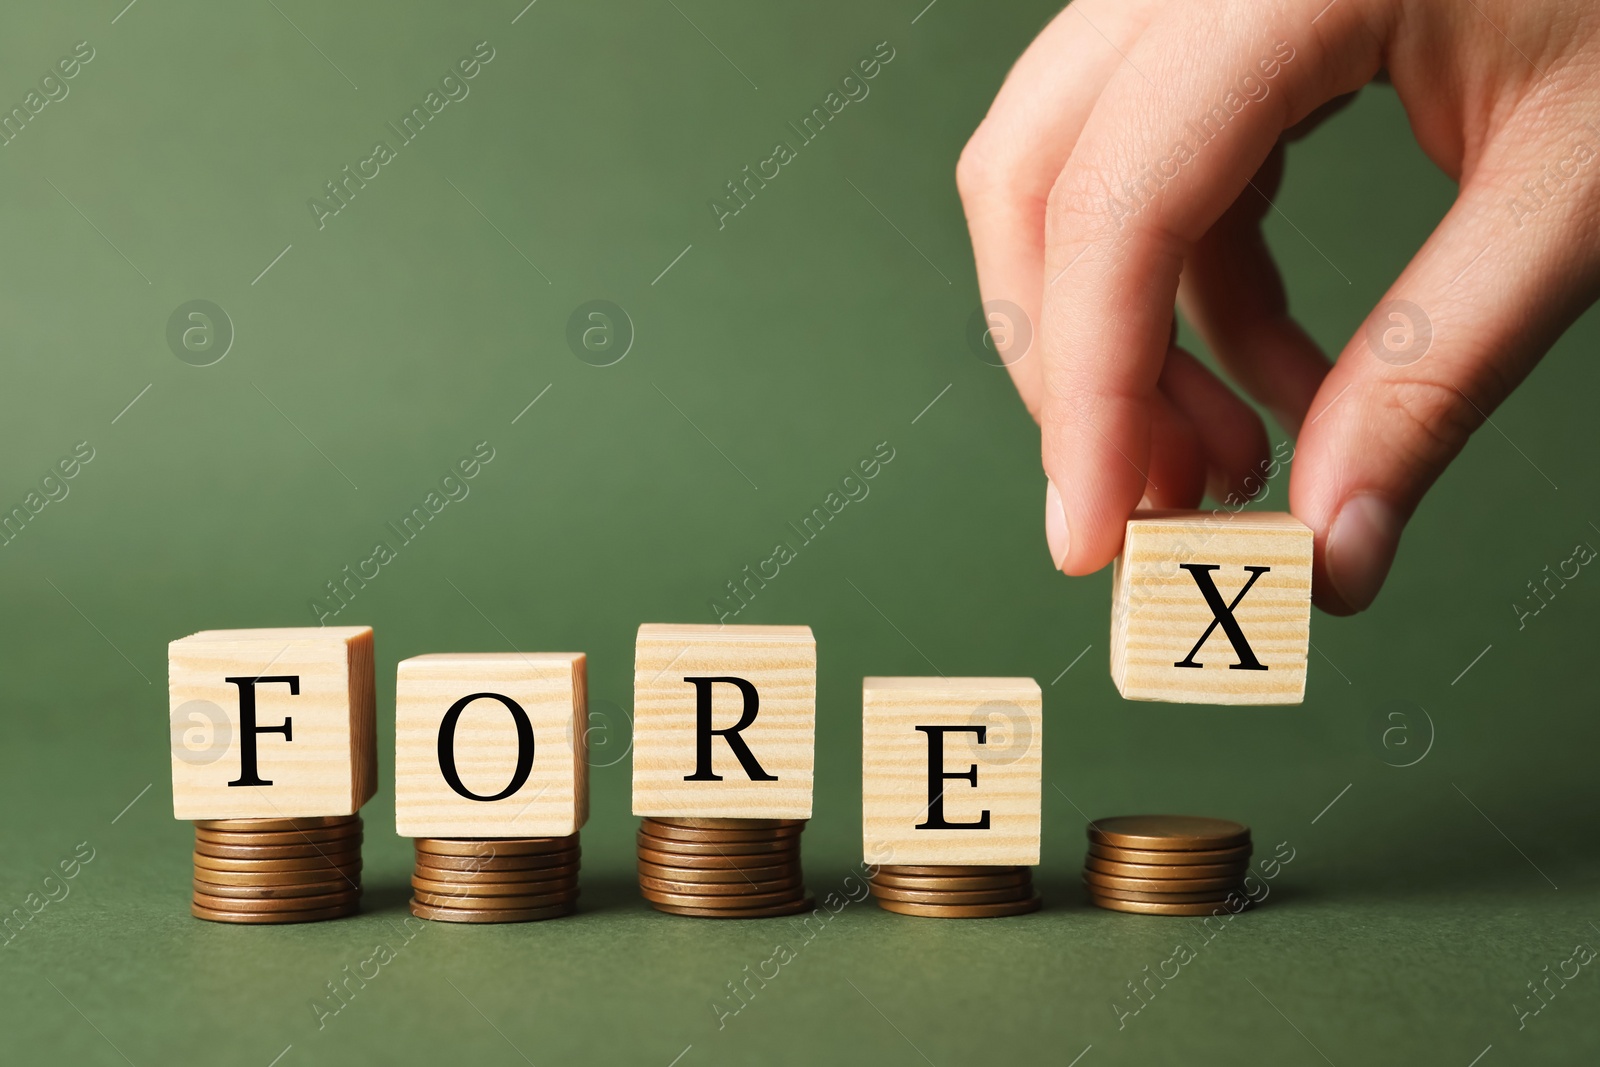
[168,626,376,819]
[632,624,815,818]
[394,652,587,838]
[862,677,1041,865]
[1110,510,1313,705]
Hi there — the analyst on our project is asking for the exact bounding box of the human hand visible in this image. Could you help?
[956,0,1600,612]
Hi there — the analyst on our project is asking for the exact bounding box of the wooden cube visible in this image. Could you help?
[1110,510,1313,705]
[168,626,376,819]
[632,624,815,818]
[394,653,587,838]
[861,677,1042,866]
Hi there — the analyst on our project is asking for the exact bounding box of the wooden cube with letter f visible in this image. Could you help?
[632,625,816,818]
[168,626,376,819]
[861,677,1042,866]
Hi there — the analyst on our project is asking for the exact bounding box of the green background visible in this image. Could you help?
[2,1,1596,1064]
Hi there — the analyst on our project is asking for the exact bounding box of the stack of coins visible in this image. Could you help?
[410,835,581,923]
[637,817,811,918]
[1084,815,1253,915]
[191,815,363,924]
[868,865,1040,918]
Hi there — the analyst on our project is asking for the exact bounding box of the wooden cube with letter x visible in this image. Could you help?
[861,677,1042,866]
[168,626,376,819]
[1110,510,1314,705]
[394,652,587,838]
[631,624,815,818]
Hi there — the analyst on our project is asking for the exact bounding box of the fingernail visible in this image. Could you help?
[1326,493,1402,611]
[1045,478,1070,570]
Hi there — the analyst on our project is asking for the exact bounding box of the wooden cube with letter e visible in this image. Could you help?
[632,624,816,818]
[168,626,376,819]
[1110,510,1314,705]
[861,677,1042,867]
[394,652,587,838]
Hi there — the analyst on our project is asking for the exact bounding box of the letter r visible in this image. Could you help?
[683,677,776,782]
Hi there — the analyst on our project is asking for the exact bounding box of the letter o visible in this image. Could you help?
[437,692,534,801]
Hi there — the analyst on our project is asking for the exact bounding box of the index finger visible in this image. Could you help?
[1040,1,1380,574]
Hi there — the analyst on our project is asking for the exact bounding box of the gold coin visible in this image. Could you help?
[875,865,1021,877]
[645,817,805,830]
[873,894,1041,918]
[192,851,361,873]
[194,878,354,899]
[1083,870,1244,893]
[189,865,362,887]
[1087,815,1250,851]
[636,860,800,884]
[1085,856,1249,880]
[1086,893,1254,916]
[1087,884,1242,904]
[869,883,1032,905]
[640,822,804,844]
[413,887,577,910]
[871,871,1032,891]
[193,889,361,913]
[191,900,359,923]
[416,849,579,872]
[414,861,580,884]
[195,839,363,861]
[194,816,359,832]
[195,825,362,846]
[1088,842,1252,866]
[640,884,805,909]
[636,830,796,857]
[413,836,578,857]
[636,846,797,870]
[410,900,575,923]
[646,896,815,919]
[411,874,577,898]
[638,874,801,897]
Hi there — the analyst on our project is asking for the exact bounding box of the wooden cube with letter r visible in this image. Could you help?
[632,624,815,818]
[168,626,376,819]
[394,652,587,838]
[861,677,1042,866]
[1110,510,1314,705]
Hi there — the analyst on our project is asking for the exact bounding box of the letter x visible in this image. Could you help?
[1173,564,1270,671]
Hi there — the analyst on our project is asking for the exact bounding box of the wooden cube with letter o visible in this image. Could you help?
[168,626,376,819]
[394,653,587,839]
[861,677,1042,866]
[632,624,815,819]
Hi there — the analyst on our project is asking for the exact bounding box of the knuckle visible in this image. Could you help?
[955,125,1003,203]
[1462,353,1518,411]
[1045,164,1108,231]
[1374,377,1485,469]
[1047,156,1159,251]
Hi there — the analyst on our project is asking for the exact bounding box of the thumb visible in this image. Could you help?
[1291,134,1600,614]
